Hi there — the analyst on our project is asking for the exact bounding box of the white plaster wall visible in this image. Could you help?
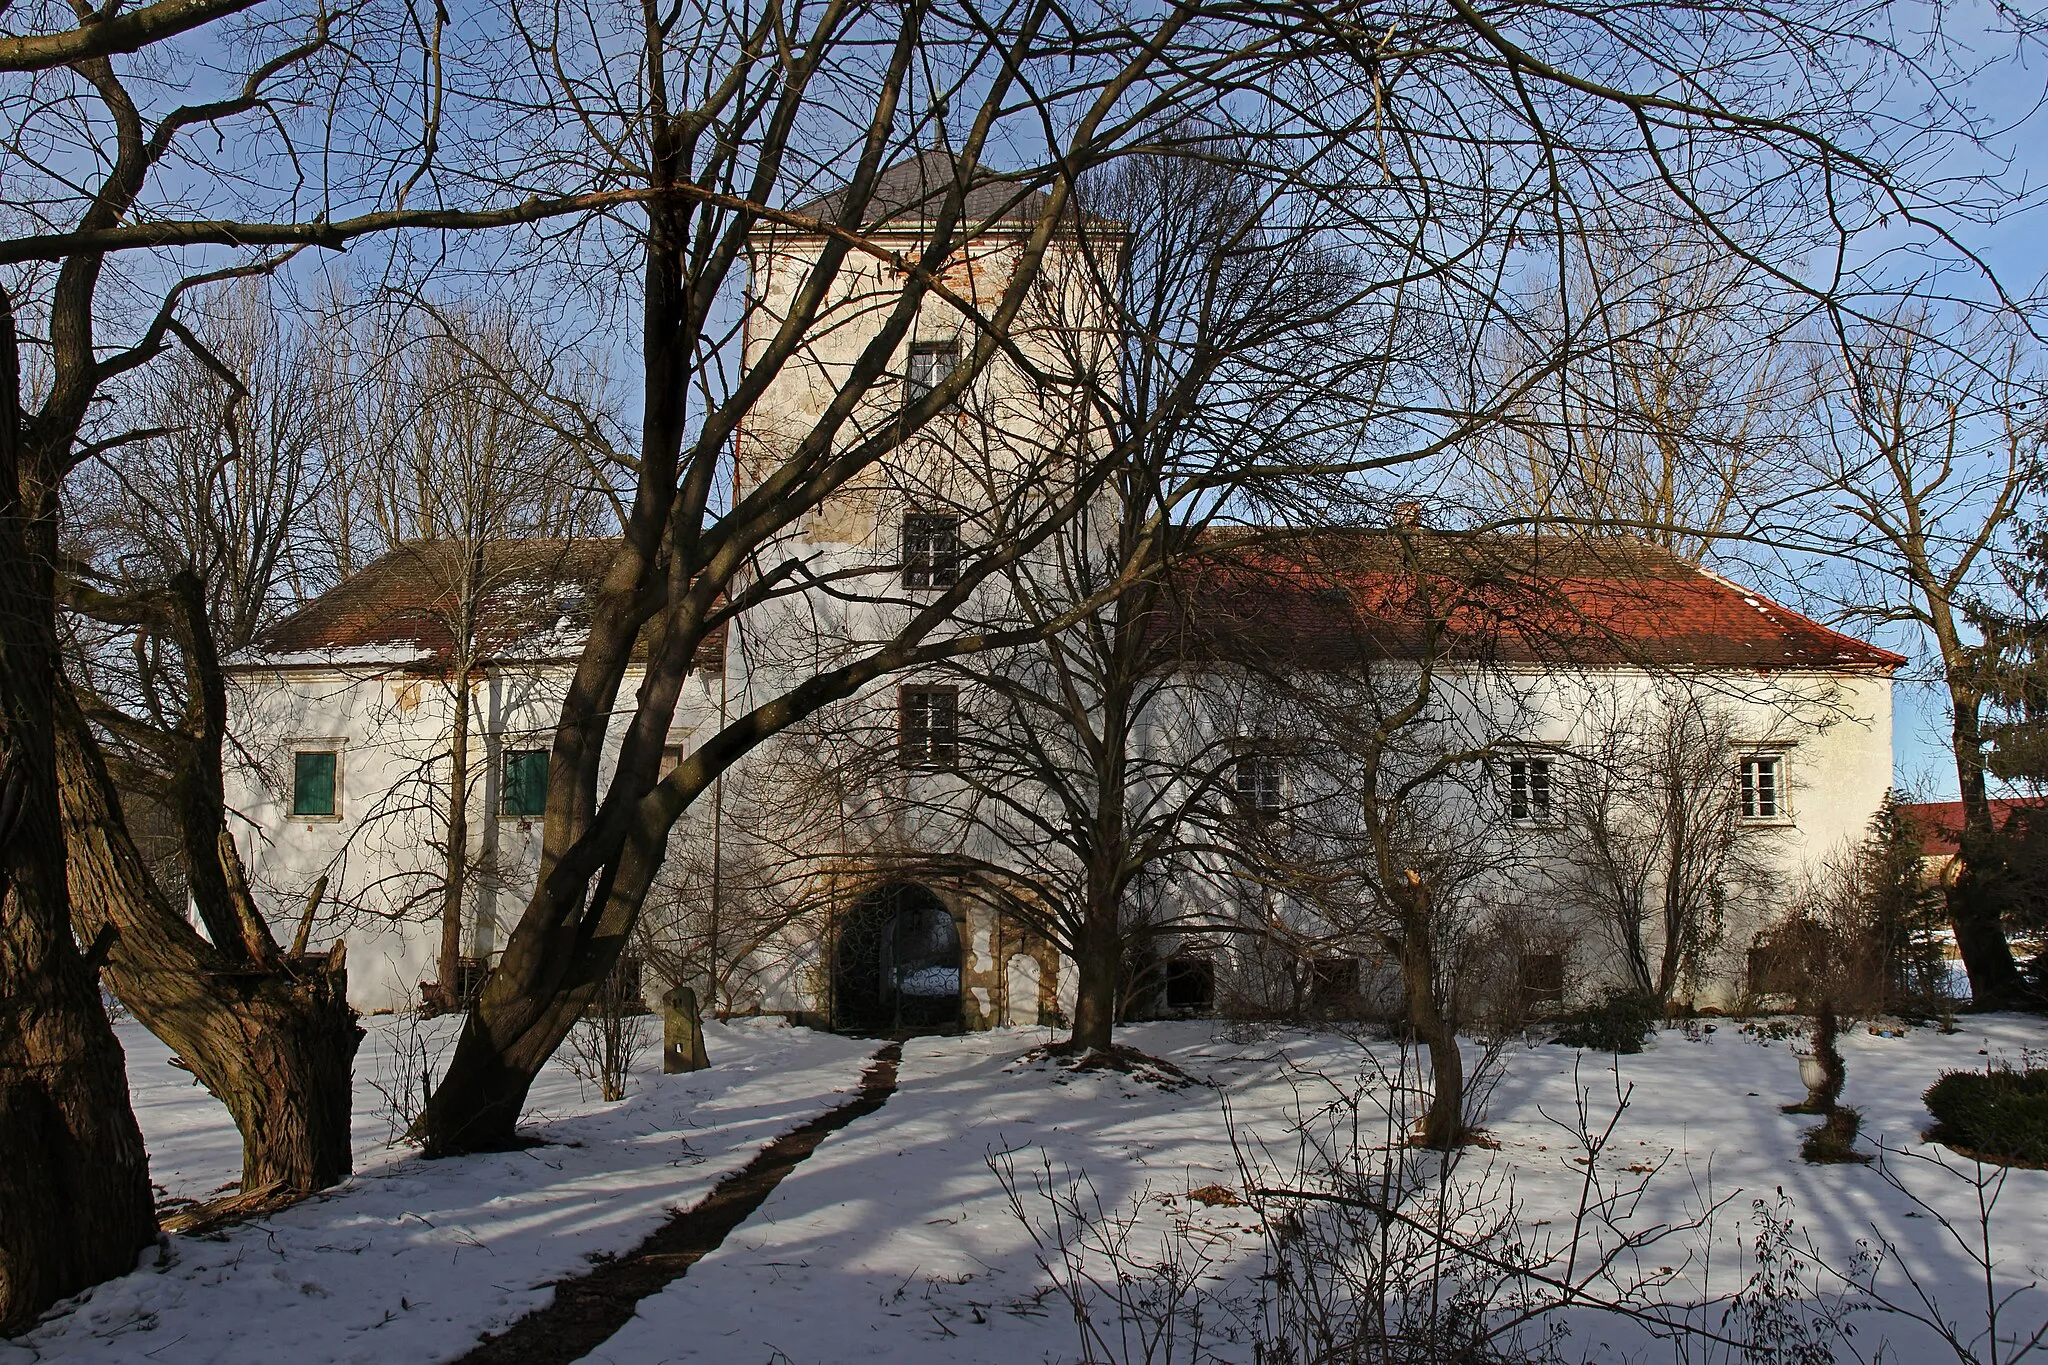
[225,661,724,1012]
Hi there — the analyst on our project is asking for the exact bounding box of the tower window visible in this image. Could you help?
[906,340,961,407]
[902,514,963,589]
[900,686,959,768]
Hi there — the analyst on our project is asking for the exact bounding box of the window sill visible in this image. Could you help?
[289,813,343,824]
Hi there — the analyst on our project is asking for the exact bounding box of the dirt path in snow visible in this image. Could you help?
[451,1041,903,1365]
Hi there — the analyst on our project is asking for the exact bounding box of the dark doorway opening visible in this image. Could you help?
[832,883,962,1033]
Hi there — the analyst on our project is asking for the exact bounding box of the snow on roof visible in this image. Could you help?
[230,539,726,674]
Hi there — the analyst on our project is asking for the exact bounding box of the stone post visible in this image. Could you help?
[662,986,710,1074]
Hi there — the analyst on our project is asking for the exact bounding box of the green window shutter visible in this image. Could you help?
[292,751,337,816]
[503,750,549,817]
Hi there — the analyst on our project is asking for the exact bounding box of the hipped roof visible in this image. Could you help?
[232,538,726,674]
[1163,530,1904,673]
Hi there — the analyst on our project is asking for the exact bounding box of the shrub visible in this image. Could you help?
[1923,1067,2048,1167]
[1801,1106,1870,1164]
[1549,989,1659,1054]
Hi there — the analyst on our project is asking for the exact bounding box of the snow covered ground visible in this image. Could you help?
[12,1014,874,1364]
[14,1013,2048,1363]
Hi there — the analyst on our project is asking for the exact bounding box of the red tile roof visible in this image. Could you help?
[233,539,725,674]
[1896,798,2048,858]
[1167,530,1905,672]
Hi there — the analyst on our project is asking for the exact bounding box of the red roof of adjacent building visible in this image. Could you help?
[1166,530,1904,672]
[1896,798,2048,858]
[233,539,726,674]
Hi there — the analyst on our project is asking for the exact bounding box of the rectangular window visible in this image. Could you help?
[659,743,685,781]
[906,340,960,406]
[502,748,549,817]
[291,750,338,817]
[902,514,963,589]
[1235,755,1284,819]
[900,687,959,768]
[1508,756,1552,822]
[1739,754,1782,821]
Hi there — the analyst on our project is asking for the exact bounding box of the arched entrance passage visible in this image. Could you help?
[832,883,962,1033]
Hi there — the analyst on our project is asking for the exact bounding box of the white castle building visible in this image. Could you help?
[223,155,1903,1024]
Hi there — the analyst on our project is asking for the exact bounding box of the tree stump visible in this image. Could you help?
[662,986,709,1074]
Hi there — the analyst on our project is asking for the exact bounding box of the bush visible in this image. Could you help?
[1549,989,1659,1054]
[1923,1068,2048,1167]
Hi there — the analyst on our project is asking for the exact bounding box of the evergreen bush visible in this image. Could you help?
[1549,989,1659,1053]
[1923,1067,2048,1166]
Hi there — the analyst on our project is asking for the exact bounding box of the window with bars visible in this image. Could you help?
[1508,755,1553,822]
[899,686,959,768]
[291,750,339,817]
[902,514,963,589]
[502,748,549,817]
[1235,755,1285,819]
[906,340,960,407]
[1739,754,1783,821]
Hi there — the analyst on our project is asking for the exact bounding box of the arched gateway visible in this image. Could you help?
[831,883,962,1032]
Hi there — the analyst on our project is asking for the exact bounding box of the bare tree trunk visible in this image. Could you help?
[437,666,472,1010]
[56,691,363,1193]
[1656,812,1687,1006]
[1944,671,2028,1008]
[1399,910,1465,1151]
[1069,907,1120,1052]
[0,292,156,1333]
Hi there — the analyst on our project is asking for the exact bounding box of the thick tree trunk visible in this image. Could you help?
[1399,919,1466,1150]
[1068,911,1120,1052]
[436,668,472,1010]
[56,692,363,1193]
[1945,679,2028,1008]
[0,289,157,1335]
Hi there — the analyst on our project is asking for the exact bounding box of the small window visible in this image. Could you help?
[906,340,960,407]
[899,687,959,768]
[502,748,549,817]
[1508,755,1552,822]
[1739,754,1782,821]
[902,514,963,589]
[1235,754,1284,819]
[291,750,338,817]
[659,743,685,781]
[1164,956,1215,1011]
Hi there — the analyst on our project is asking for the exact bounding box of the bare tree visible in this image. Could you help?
[1776,308,2046,1007]
[1553,690,1783,1009]
[413,4,1320,1152]
[784,141,1397,1054]
[325,298,617,1011]
[1215,530,1546,1151]
[51,281,367,1202]
[0,0,641,1316]
[410,0,2048,1152]
[1466,219,1798,560]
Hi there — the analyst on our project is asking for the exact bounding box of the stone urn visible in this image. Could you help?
[1796,1049,1829,1108]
